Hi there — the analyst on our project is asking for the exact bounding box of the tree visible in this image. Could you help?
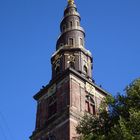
[76,78,140,140]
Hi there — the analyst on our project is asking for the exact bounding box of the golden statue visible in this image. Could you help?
[68,0,74,5]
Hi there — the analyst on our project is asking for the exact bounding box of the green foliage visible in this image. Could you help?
[76,78,140,140]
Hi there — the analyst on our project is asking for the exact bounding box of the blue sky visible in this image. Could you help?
[0,0,140,139]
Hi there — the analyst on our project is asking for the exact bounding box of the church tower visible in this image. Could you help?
[30,0,108,140]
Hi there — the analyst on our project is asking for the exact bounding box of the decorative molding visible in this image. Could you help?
[85,82,95,95]
[67,54,75,64]
[70,74,85,88]
[53,54,62,64]
[38,84,56,101]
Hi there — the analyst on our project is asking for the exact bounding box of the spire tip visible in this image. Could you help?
[68,0,74,5]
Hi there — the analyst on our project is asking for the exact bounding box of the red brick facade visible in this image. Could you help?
[30,72,107,140]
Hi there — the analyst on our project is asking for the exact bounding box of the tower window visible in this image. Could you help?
[70,21,73,27]
[55,66,60,75]
[69,38,74,46]
[69,61,75,69]
[80,38,83,46]
[83,65,88,74]
[85,101,90,112]
[91,104,96,115]
[85,95,95,115]
[77,21,80,26]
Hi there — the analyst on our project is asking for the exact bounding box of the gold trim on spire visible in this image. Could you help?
[68,0,74,5]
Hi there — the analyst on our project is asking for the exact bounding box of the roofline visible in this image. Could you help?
[33,68,110,100]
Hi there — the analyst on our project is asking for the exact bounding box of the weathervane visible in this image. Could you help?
[68,0,74,5]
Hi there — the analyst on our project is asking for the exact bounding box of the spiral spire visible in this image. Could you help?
[68,0,74,5]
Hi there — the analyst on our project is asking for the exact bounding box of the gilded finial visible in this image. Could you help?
[68,0,74,5]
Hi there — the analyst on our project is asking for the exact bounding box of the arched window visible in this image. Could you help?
[76,21,80,26]
[80,38,84,46]
[69,38,74,46]
[55,66,60,75]
[70,21,73,28]
[85,95,95,115]
[83,65,88,74]
[69,61,75,69]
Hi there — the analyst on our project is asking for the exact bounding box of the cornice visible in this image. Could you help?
[33,68,109,100]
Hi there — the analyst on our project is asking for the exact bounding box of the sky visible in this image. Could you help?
[0,0,140,139]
